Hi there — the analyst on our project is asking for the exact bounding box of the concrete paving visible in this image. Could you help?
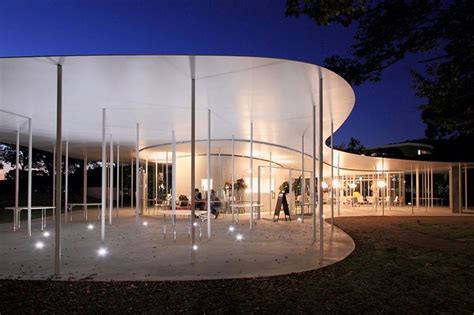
[0,208,354,281]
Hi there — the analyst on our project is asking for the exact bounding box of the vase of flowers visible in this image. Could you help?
[292,176,302,197]
[279,181,290,194]
[233,178,247,201]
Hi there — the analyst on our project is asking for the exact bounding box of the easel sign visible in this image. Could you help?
[273,192,291,222]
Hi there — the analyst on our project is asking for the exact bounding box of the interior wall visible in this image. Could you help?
[174,155,288,213]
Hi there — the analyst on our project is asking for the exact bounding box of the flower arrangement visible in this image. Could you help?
[223,181,232,191]
[279,181,290,194]
[233,178,247,191]
[292,176,302,196]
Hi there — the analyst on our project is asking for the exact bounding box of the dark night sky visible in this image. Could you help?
[0,0,428,148]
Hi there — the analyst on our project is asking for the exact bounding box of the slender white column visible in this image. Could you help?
[382,158,385,216]
[135,123,140,228]
[312,104,317,242]
[330,107,334,231]
[250,121,254,230]
[231,134,235,222]
[190,57,196,263]
[458,164,462,213]
[337,153,340,216]
[54,64,62,275]
[172,131,177,225]
[427,168,429,209]
[15,129,19,231]
[318,75,324,256]
[145,159,148,212]
[465,164,468,212]
[131,156,134,209]
[411,165,414,214]
[83,155,87,219]
[416,167,420,210]
[121,164,124,208]
[257,166,261,219]
[64,140,68,222]
[207,108,211,238]
[27,118,32,236]
[53,144,56,213]
[431,168,434,209]
[301,134,305,222]
[388,172,391,211]
[166,151,169,196]
[218,148,222,199]
[269,152,272,216]
[289,169,292,214]
[155,161,158,202]
[101,108,106,242]
[109,135,113,224]
[116,144,120,211]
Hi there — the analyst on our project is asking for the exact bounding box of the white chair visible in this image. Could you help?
[357,196,367,205]
[366,196,375,208]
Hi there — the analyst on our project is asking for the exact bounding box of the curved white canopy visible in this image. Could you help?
[0,55,465,172]
[0,55,353,158]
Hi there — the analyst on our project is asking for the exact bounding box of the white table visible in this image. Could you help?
[156,210,204,241]
[67,203,102,221]
[4,206,55,232]
[230,203,263,222]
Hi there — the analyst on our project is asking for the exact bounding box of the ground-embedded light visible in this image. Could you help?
[97,247,108,256]
[35,241,45,249]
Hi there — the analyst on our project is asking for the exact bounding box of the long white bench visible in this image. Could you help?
[4,206,55,232]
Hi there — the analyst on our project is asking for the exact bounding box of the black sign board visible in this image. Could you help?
[273,192,291,221]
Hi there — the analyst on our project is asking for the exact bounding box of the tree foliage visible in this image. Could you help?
[286,0,474,139]
[335,137,366,154]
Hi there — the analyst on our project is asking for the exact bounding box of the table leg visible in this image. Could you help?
[13,210,17,232]
[163,214,167,240]
[41,208,44,230]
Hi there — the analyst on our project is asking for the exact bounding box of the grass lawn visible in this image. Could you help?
[1,216,473,313]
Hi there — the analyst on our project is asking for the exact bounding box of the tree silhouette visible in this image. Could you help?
[287,0,474,139]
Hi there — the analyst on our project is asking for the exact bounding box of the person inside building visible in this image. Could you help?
[194,188,203,210]
[210,189,222,219]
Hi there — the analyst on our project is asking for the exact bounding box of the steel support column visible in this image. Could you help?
[101,108,106,242]
[207,108,211,238]
[54,64,62,275]
[301,134,305,222]
[250,121,254,230]
[15,129,19,231]
[231,134,235,222]
[27,118,32,236]
[135,123,140,227]
[318,76,324,257]
[64,140,68,222]
[109,135,113,224]
[312,104,317,242]
[190,56,196,263]
[83,155,87,220]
